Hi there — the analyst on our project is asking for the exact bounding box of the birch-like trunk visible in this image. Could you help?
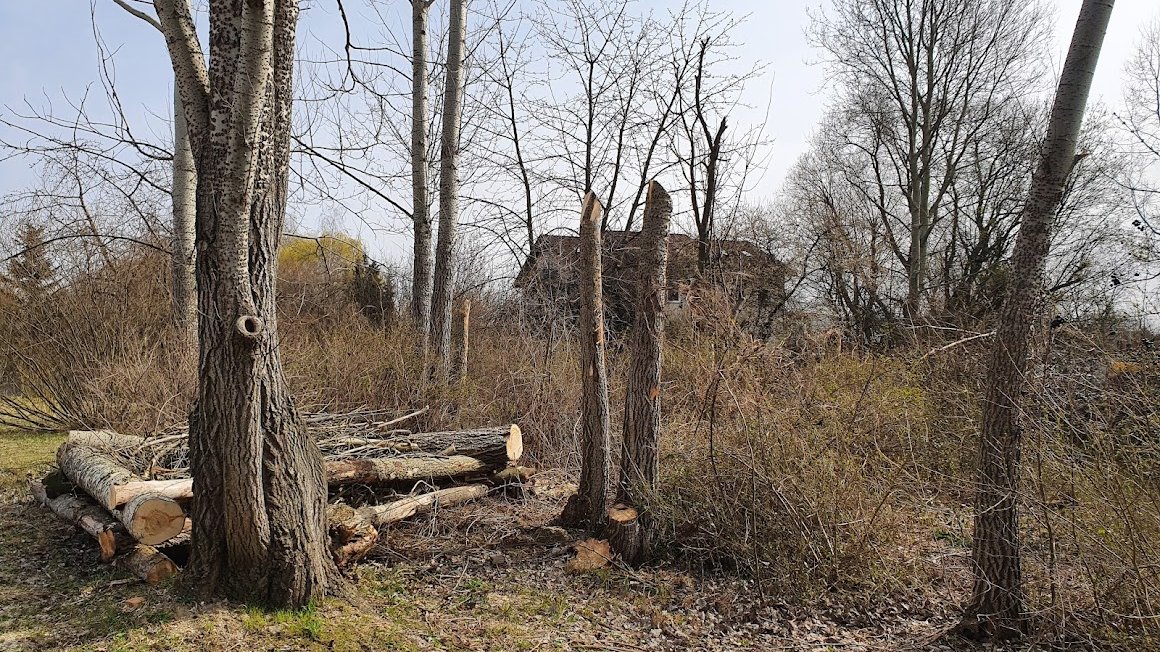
[957,0,1113,640]
[430,0,467,379]
[155,0,338,607]
[410,0,434,344]
[171,85,197,336]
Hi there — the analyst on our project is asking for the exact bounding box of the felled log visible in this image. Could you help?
[490,466,536,485]
[325,455,493,486]
[118,544,178,584]
[56,439,187,543]
[357,484,489,528]
[110,478,196,506]
[330,425,522,468]
[30,480,133,562]
[606,503,645,566]
[121,493,187,545]
[326,504,379,569]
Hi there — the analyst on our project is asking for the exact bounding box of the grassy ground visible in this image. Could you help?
[0,428,1136,651]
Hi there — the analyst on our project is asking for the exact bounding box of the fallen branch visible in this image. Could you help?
[357,484,489,528]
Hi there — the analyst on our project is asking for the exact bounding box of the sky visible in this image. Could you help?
[1,0,1158,263]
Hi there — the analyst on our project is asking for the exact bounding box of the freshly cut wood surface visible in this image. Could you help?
[606,503,645,566]
[120,493,187,545]
[358,484,488,527]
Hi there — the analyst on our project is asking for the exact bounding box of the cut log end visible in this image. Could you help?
[121,494,186,546]
[506,424,523,463]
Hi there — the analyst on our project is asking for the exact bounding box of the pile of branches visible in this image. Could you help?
[30,408,535,583]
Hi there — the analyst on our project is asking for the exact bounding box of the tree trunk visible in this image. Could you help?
[56,439,135,511]
[430,0,468,379]
[559,193,612,533]
[956,0,1113,641]
[455,298,471,380]
[612,180,670,565]
[155,0,339,606]
[171,85,197,336]
[410,0,434,344]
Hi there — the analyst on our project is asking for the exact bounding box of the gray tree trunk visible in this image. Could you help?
[559,193,612,533]
[956,0,1113,640]
[171,85,197,336]
[410,0,434,345]
[154,0,339,607]
[430,0,467,379]
[613,181,671,564]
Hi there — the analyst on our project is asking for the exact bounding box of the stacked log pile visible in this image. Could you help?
[31,410,534,582]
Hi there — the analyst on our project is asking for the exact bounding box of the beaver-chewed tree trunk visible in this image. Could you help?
[956,0,1113,641]
[559,193,612,533]
[155,0,339,606]
[611,180,671,565]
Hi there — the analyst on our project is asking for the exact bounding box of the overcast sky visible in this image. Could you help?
[1,0,1158,261]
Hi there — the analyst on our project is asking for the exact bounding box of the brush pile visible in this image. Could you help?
[30,408,536,583]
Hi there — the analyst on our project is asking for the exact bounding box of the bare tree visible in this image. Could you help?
[956,0,1113,640]
[154,0,338,605]
[811,0,1050,318]
[430,0,469,378]
[411,0,435,343]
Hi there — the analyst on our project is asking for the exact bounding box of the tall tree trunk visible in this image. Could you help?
[613,180,671,565]
[956,0,1113,640]
[155,0,339,607]
[171,86,197,337]
[559,193,611,533]
[430,0,467,379]
[410,0,434,346]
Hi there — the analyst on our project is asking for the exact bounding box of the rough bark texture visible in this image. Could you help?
[172,85,197,335]
[612,180,670,565]
[56,440,135,512]
[430,0,468,378]
[121,493,187,545]
[30,480,133,562]
[606,503,642,563]
[559,193,612,533]
[456,298,470,380]
[357,484,488,527]
[155,0,339,606]
[410,0,434,342]
[957,0,1113,641]
[119,544,180,584]
[324,455,492,486]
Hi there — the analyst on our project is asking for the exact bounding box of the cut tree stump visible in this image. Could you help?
[118,545,179,584]
[606,503,644,565]
[325,455,493,486]
[120,493,187,545]
[30,480,133,562]
[358,484,488,527]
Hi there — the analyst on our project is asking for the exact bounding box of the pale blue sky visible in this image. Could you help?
[1,0,1158,262]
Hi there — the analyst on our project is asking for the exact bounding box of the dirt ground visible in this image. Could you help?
[0,429,1119,651]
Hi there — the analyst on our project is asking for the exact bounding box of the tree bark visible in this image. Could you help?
[56,439,135,511]
[410,0,434,343]
[957,0,1113,641]
[559,193,612,533]
[357,484,488,527]
[155,0,339,606]
[430,0,468,379]
[171,85,197,336]
[30,480,134,562]
[324,455,493,486]
[612,180,670,565]
[455,298,471,380]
